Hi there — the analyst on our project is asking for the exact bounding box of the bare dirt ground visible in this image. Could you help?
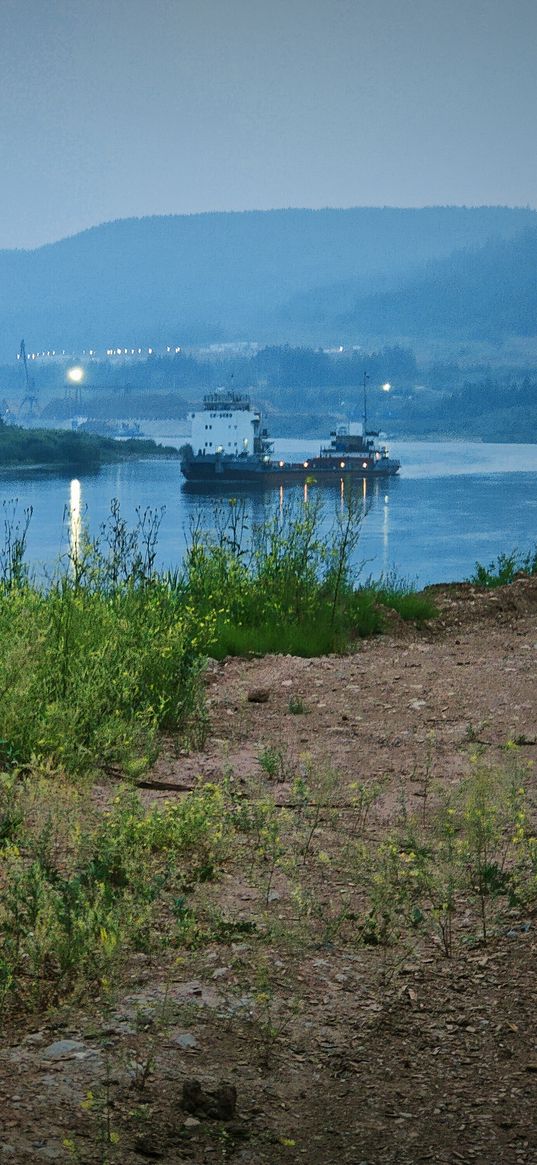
[2,578,537,1165]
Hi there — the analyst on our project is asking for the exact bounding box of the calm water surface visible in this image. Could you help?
[2,437,537,588]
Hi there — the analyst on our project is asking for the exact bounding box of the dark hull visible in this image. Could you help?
[181,457,400,485]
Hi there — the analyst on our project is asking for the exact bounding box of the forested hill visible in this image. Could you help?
[332,227,537,341]
[0,206,535,359]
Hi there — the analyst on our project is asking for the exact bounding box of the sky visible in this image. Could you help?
[1,0,536,250]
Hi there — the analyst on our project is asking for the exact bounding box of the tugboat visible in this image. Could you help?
[180,380,400,484]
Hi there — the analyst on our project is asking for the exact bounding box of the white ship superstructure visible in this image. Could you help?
[189,391,261,458]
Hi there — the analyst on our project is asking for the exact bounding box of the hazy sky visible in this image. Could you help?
[1,0,536,249]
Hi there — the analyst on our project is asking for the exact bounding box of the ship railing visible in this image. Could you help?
[202,392,251,410]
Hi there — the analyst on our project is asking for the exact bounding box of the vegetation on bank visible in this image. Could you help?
[0,495,435,781]
[0,498,536,1028]
[0,500,533,1020]
[470,546,537,588]
[2,743,537,1025]
[0,422,178,469]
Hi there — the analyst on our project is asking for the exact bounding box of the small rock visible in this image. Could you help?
[182,1079,237,1120]
[173,1032,198,1050]
[133,1136,163,1158]
[42,1040,92,1060]
[247,688,270,703]
[22,1031,45,1046]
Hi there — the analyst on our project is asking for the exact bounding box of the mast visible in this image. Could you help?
[362,370,369,432]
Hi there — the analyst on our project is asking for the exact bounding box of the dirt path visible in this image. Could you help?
[2,578,537,1164]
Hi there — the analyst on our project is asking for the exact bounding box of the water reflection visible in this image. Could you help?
[69,478,82,570]
[383,494,389,576]
[3,443,537,589]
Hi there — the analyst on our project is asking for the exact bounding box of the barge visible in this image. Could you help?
[180,390,400,484]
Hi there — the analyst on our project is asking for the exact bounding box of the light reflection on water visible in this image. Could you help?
[0,438,536,588]
[69,478,81,570]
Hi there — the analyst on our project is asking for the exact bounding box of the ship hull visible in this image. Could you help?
[181,457,400,485]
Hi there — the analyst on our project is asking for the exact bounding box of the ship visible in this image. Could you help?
[180,387,400,484]
[71,417,143,439]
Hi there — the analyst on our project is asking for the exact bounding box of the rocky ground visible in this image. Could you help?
[2,578,537,1164]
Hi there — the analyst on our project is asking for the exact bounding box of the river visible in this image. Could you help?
[2,436,537,588]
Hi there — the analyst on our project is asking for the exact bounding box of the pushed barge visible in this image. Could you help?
[180,390,400,484]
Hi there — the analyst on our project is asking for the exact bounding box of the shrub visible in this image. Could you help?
[470,546,537,588]
[0,776,234,1014]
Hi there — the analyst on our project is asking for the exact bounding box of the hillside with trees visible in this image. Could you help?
[0,206,535,360]
[342,228,537,341]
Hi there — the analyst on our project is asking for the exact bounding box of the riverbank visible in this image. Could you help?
[0,422,179,470]
[1,577,537,1163]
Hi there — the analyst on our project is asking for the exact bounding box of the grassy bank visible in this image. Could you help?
[0,496,436,782]
[470,546,537,588]
[0,422,178,469]
[1,751,536,1025]
[0,494,439,1023]
[3,498,537,1165]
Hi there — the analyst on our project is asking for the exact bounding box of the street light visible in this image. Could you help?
[67,366,84,383]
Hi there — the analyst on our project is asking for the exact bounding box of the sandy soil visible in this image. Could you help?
[2,578,537,1164]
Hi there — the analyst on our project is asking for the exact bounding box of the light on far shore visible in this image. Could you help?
[382,382,392,392]
[67,366,84,383]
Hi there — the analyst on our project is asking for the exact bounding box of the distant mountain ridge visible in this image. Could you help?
[346,227,537,340]
[0,206,535,360]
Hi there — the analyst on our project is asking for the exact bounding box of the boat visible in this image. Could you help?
[180,387,400,484]
[71,417,143,439]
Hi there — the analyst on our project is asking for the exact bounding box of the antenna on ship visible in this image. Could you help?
[362,370,369,433]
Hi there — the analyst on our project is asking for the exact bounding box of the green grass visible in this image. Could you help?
[183,498,436,658]
[360,573,439,627]
[0,579,209,778]
[0,497,437,780]
[374,588,439,623]
[0,776,232,1014]
[0,421,177,469]
[470,547,537,589]
[209,614,348,658]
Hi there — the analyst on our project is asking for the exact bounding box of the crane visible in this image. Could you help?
[19,339,39,418]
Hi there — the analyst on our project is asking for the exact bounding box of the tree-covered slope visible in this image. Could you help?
[343,227,537,340]
[0,206,534,358]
